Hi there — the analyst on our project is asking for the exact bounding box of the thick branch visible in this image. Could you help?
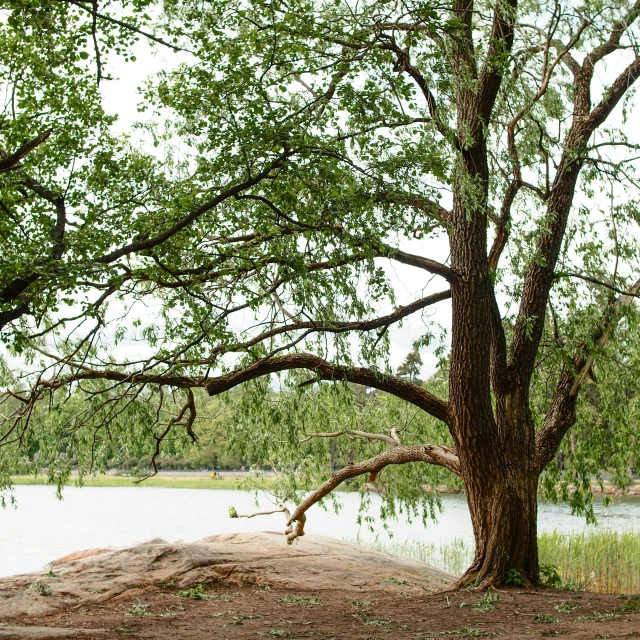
[0,175,67,327]
[488,180,520,272]
[585,0,640,65]
[204,354,450,424]
[22,175,66,259]
[452,0,477,81]
[586,55,640,133]
[284,444,460,542]
[375,190,451,225]
[377,37,438,118]
[377,243,454,281]
[0,130,52,173]
[551,39,581,76]
[509,51,640,383]
[475,0,518,124]
[0,303,30,328]
[38,353,449,424]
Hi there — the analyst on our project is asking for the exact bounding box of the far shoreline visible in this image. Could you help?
[9,474,640,500]
[9,473,275,491]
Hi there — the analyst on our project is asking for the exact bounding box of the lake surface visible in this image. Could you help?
[1,485,638,578]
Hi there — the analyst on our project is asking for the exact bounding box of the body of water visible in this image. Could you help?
[1,485,638,578]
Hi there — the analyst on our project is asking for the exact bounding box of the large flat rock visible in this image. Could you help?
[0,532,453,620]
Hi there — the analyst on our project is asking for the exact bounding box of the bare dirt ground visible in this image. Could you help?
[3,583,640,639]
[0,533,637,639]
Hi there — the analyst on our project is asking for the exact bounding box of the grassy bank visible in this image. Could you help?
[353,529,640,594]
[10,474,279,491]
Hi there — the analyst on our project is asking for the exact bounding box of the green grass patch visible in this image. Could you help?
[554,601,580,614]
[436,629,500,638]
[577,611,624,622]
[534,614,559,624]
[124,602,151,616]
[176,582,210,599]
[473,594,499,613]
[278,595,322,606]
[618,595,640,612]
[28,581,51,596]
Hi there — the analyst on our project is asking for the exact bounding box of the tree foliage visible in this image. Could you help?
[1,0,640,584]
[397,347,424,381]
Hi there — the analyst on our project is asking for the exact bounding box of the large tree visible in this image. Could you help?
[1,0,640,588]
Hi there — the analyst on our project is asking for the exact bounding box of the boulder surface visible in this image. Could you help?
[0,532,453,621]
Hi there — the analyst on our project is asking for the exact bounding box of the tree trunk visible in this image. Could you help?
[456,466,539,588]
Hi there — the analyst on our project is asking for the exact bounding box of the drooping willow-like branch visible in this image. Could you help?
[133,388,197,483]
[535,276,640,470]
[33,353,448,425]
[31,352,449,430]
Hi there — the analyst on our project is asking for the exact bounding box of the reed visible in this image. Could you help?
[538,529,640,594]
[351,529,640,594]
[349,535,474,576]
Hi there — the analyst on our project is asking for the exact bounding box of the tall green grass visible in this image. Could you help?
[351,529,640,594]
[539,529,640,594]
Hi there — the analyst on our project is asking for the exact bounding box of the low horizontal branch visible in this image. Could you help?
[284,444,459,542]
[229,507,288,519]
[301,429,398,447]
[36,353,450,425]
